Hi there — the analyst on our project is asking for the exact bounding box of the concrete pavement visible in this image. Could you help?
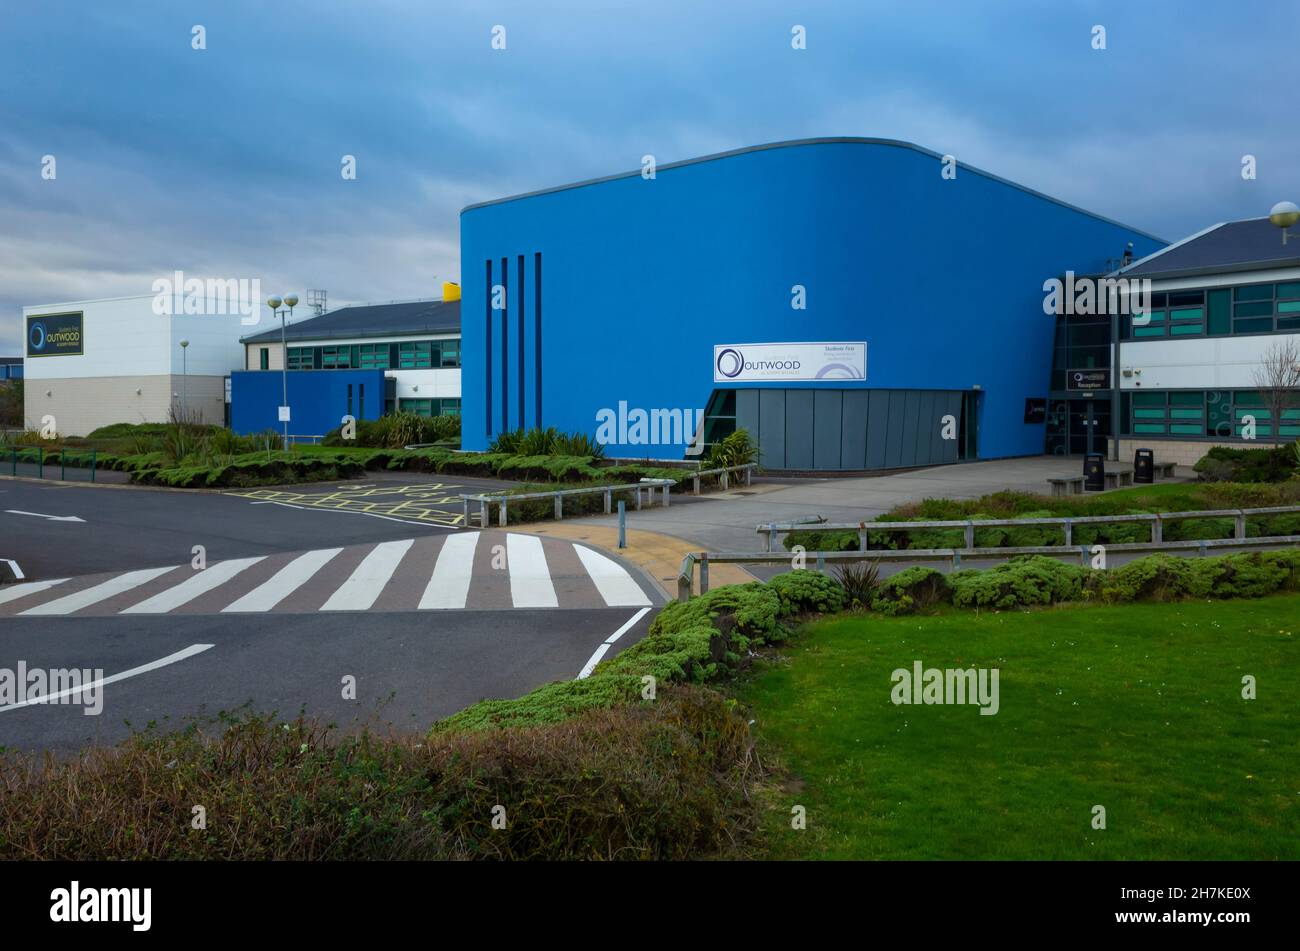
[565,457,1194,552]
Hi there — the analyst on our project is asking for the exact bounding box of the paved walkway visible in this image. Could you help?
[524,522,756,595]
[568,457,1194,553]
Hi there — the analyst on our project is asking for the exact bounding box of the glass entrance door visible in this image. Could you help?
[1067,400,1111,455]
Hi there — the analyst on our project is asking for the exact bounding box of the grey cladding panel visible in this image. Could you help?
[865,391,889,469]
[784,389,815,470]
[758,389,785,469]
[841,390,869,470]
[813,389,843,469]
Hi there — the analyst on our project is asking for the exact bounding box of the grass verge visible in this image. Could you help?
[739,596,1300,859]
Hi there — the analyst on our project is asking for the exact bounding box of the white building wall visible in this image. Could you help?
[391,368,461,401]
[1118,333,1300,390]
[20,295,253,435]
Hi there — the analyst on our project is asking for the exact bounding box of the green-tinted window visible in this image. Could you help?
[1234,301,1273,318]
[259,348,269,370]
[398,397,460,417]
[1235,317,1273,333]
[358,343,389,369]
[1207,288,1231,335]
[1234,284,1274,302]
[398,342,432,369]
[287,347,315,370]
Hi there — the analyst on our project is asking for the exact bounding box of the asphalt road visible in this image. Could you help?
[0,475,511,579]
[0,607,652,752]
[0,476,662,753]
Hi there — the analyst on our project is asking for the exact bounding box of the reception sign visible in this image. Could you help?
[713,341,866,383]
[26,312,84,357]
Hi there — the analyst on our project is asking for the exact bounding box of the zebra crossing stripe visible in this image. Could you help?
[573,544,652,606]
[0,578,68,607]
[121,556,266,614]
[20,566,177,616]
[319,539,414,611]
[419,532,480,609]
[223,547,343,613]
[506,533,558,608]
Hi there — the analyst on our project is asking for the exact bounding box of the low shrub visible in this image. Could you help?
[1085,550,1300,603]
[833,559,882,609]
[1193,444,1296,484]
[446,572,845,733]
[765,570,847,615]
[706,428,757,470]
[870,566,950,616]
[0,691,760,860]
[323,412,458,449]
[784,529,860,552]
[950,556,1085,610]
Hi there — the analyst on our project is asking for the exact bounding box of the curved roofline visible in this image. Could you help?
[459,136,1167,244]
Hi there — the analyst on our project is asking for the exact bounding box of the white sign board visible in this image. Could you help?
[278,406,291,422]
[713,342,866,383]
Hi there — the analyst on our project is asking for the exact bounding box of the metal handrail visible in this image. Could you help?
[461,478,678,528]
[686,462,757,494]
[679,533,1300,601]
[756,505,1300,551]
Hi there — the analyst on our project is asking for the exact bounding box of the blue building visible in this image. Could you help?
[233,297,461,438]
[230,368,386,436]
[460,138,1165,469]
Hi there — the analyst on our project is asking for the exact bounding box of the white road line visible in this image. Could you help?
[222,548,342,613]
[20,567,177,616]
[419,532,480,609]
[319,539,414,611]
[4,510,85,523]
[0,578,69,607]
[245,499,456,528]
[577,607,653,679]
[506,533,558,608]
[573,544,652,606]
[0,644,215,714]
[121,557,266,614]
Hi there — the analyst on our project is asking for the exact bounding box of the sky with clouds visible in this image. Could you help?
[2,0,1297,352]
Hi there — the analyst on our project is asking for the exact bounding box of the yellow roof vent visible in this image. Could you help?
[441,282,461,302]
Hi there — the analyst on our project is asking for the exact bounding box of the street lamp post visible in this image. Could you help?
[265,293,299,450]
[179,339,189,420]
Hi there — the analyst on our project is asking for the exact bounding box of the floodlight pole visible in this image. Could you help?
[267,295,296,451]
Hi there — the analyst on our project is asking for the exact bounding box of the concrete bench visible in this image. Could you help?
[1104,467,1134,489]
[1153,461,1177,479]
[1048,476,1085,497]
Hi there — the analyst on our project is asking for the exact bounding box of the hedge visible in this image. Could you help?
[438,572,845,732]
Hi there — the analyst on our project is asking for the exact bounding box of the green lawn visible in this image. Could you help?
[740,596,1300,859]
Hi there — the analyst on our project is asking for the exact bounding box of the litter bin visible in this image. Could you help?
[1084,452,1105,492]
[1134,448,1154,484]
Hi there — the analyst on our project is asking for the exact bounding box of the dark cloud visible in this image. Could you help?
[2,0,1297,351]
